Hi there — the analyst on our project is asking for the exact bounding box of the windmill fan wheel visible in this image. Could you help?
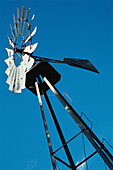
[5,6,38,93]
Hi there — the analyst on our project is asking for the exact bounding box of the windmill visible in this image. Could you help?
[5,6,113,170]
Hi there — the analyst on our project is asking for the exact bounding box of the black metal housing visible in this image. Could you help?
[26,61,61,95]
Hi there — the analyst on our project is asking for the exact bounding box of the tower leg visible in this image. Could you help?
[37,76,76,170]
[35,81,57,170]
[43,77,113,170]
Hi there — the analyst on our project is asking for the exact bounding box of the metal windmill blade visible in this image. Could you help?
[5,6,37,93]
[22,8,30,35]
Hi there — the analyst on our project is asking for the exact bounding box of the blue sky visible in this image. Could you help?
[0,0,113,169]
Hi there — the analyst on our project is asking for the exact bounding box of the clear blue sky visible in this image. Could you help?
[0,0,113,170]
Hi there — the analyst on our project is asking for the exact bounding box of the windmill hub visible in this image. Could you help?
[14,48,23,53]
[13,48,23,67]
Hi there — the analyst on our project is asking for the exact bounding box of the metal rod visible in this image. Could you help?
[75,151,97,168]
[53,131,83,155]
[81,112,93,129]
[43,77,113,170]
[82,133,88,170]
[102,138,113,149]
[63,91,73,106]
[37,75,76,170]
[54,155,72,168]
[35,81,57,170]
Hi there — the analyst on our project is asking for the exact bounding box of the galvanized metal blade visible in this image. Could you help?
[25,26,37,43]
[20,6,25,33]
[9,24,15,45]
[23,43,38,53]
[9,67,16,91]
[6,64,15,85]
[12,68,17,92]
[17,7,20,34]
[4,56,13,66]
[5,61,14,75]
[22,9,30,35]
[13,14,17,36]
[5,48,14,57]
[24,14,35,37]
[10,24,14,37]
[15,66,22,92]
[22,54,34,70]
[63,58,99,73]
[13,68,22,93]
[8,37,14,48]
[18,64,24,89]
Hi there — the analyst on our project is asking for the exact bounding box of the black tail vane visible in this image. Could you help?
[32,54,99,74]
[63,58,99,73]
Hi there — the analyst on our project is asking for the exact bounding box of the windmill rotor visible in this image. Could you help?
[5,6,37,93]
